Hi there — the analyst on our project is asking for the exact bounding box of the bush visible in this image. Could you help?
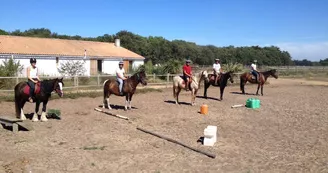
[222,62,245,73]
[0,58,24,89]
[58,60,86,77]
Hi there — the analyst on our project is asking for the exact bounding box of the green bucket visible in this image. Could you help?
[246,98,260,109]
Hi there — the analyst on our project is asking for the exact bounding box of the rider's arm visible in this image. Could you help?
[36,68,41,82]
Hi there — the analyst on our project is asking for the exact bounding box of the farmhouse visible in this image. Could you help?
[0,35,145,77]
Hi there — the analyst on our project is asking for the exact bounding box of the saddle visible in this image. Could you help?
[23,82,41,95]
[210,74,221,86]
[179,76,191,90]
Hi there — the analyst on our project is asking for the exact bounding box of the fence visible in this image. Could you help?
[0,74,177,92]
[1,66,327,92]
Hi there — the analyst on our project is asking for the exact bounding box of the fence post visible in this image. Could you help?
[97,74,100,86]
[153,73,155,82]
[16,76,19,84]
[166,73,170,88]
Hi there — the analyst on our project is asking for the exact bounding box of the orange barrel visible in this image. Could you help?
[200,104,208,115]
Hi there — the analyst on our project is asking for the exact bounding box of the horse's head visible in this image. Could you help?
[54,77,64,97]
[137,69,147,86]
[270,69,278,79]
[227,71,234,83]
[201,70,209,82]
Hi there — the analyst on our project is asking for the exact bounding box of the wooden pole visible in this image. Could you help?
[136,127,216,159]
[94,108,129,120]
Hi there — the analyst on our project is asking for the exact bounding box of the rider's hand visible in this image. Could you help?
[33,80,38,83]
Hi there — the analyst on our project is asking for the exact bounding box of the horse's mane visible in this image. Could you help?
[41,79,57,94]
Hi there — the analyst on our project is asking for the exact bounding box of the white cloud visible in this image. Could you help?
[272,42,328,61]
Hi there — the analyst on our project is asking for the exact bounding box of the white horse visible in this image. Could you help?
[173,70,208,106]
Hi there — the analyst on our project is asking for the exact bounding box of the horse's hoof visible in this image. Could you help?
[32,118,39,122]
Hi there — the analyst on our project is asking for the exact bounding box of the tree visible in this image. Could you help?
[1,27,296,66]
[57,60,86,76]
[0,58,24,89]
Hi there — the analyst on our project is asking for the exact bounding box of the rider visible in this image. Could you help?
[250,60,260,83]
[213,59,222,85]
[27,58,41,103]
[116,61,127,95]
[183,59,192,91]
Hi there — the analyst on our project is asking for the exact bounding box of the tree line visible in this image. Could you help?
[1,28,327,66]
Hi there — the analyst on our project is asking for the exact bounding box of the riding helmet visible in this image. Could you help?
[119,61,124,65]
[186,59,191,63]
[30,58,37,63]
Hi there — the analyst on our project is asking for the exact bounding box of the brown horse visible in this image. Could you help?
[102,69,147,111]
[240,69,278,96]
[203,71,234,101]
[14,78,64,121]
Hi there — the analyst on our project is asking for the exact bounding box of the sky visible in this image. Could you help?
[0,0,327,61]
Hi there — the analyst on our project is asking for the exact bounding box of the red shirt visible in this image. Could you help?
[183,65,192,75]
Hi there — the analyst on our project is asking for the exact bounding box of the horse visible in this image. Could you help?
[172,70,208,106]
[203,71,234,101]
[14,78,64,122]
[240,69,278,96]
[102,69,147,111]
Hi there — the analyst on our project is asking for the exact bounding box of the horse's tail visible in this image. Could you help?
[14,84,20,118]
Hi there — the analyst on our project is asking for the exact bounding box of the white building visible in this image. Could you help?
[0,35,145,77]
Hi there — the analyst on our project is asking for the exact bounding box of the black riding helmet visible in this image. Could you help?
[30,58,37,63]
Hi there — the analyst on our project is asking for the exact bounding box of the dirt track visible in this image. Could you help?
[0,78,328,173]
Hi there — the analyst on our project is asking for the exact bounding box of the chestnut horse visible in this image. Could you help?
[172,70,208,106]
[240,69,278,96]
[14,78,64,121]
[203,71,234,101]
[102,69,147,111]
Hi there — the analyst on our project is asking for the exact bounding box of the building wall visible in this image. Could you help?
[0,56,144,76]
[0,57,90,77]
[102,60,120,74]
[132,60,144,70]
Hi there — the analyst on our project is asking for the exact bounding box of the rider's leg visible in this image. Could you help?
[214,71,219,85]
[28,79,35,102]
[117,78,123,95]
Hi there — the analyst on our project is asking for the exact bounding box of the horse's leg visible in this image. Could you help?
[40,100,49,122]
[203,81,209,99]
[220,86,225,101]
[240,77,246,94]
[256,84,260,95]
[32,101,40,122]
[18,100,27,120]
[261,84,264,96]
[176,87,181,105]
[128,94,133,110]
[124,95,128,111]
[192,89,198,106]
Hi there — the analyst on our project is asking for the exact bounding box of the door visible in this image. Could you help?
[90,60,97,75]
[97,60,102,73]
[124,60,129,73]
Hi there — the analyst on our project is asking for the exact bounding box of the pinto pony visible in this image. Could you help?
[172,70,208,106]
[14,78,64,121]
[240,69,278,96]
[203,71,234,100]
[103,69,147,111]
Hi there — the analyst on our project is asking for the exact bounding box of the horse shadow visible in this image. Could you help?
[230,92,256,96]
[164,100,191,106]
[196,96,220,101]
[98,105,138,110]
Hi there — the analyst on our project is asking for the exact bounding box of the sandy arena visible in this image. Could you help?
[0,78,327,173]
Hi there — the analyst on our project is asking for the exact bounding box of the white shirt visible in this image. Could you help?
[116,67,125,79]
[29,66,38,78]
[213,63,221,72]
[251,63,257,71]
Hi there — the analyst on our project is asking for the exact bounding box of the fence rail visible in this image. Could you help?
[1,66,327,92]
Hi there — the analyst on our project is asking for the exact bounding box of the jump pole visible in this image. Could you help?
[136,127,216,159]
[94,108,129,120]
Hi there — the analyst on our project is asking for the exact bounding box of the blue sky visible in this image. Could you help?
[1,0,327,61]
